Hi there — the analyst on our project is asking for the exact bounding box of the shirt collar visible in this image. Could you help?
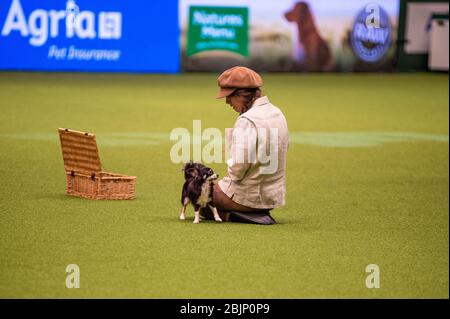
[252,95,269,107]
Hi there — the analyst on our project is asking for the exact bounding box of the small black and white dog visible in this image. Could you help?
[179,162,222,224]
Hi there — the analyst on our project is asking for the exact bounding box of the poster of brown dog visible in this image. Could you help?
[285,1,336,71]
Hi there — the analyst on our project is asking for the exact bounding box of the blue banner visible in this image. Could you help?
[0,0,180,72]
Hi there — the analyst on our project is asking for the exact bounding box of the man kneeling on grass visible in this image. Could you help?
[202,66,289,225]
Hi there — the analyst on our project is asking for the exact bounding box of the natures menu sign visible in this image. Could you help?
[186,6,249,57]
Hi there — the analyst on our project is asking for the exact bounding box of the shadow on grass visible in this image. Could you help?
[156,215,290,226]
[33,192,150,202]
[30,193,293,225]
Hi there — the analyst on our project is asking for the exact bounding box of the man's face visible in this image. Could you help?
[226,93,246,114]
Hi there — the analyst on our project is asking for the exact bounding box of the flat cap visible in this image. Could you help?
[216,66,263,99]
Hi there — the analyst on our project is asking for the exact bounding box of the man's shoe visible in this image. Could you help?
[228,211,276,225]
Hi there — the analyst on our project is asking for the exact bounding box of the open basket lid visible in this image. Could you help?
[58,128,102,175]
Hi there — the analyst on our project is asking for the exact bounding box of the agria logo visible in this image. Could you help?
[350,3,392,63]
[1,0,122,47]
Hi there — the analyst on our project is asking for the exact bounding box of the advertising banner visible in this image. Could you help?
[186,6,248,57]
[0,0,180,72]
[180,0,400,72]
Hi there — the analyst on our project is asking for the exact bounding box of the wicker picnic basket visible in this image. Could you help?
[58,128,136,200]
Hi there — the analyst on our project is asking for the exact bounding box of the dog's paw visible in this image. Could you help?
[193,219,200,224]
[215,218,222,223]
[179,215,186,220]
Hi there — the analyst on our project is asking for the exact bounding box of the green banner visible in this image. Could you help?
[186,6,249,57]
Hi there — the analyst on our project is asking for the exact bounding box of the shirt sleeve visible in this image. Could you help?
[226,117,256,182]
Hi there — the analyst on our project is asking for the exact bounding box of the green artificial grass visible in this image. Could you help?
[0,72,448,298]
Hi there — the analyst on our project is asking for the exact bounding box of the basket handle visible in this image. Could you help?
[69,170,96,181]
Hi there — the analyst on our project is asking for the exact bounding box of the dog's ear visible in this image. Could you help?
[186,168,199,178]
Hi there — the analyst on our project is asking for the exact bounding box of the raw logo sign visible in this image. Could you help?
[351,4,392,63]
